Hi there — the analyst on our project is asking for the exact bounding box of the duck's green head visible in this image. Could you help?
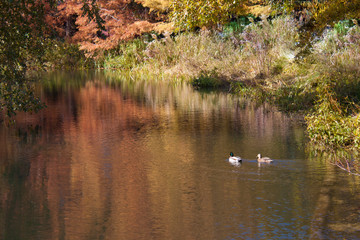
[230,152,234,157]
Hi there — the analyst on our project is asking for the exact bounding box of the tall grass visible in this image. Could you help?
[143,31,243,84]
[100,16,300,89]
[237,16,300,78]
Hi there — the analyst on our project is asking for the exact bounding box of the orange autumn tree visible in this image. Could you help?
[52,0,168,55]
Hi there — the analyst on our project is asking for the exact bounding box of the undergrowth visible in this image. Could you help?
[304,21,360,153]
[27,39,94,70]
[102,39,147,70]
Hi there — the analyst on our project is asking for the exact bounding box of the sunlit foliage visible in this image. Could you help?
[136,0,171,12]
[304,22,360,150]
[270,0,360,29]
[170,0,249,31]
[312,0,360,28]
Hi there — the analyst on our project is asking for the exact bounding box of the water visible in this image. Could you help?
[1,71,360,240]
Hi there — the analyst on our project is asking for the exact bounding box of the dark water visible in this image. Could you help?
[1,71,360,240]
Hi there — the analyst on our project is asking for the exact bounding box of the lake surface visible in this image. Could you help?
[1,71,360,240]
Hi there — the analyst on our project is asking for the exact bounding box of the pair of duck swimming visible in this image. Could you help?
[229,152,273,163]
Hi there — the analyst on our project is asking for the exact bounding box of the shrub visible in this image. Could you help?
[301,22,360,150]
[190,70,223,89]
[102,39,147,69]
[35,39,93,70]
[309,22,360,107]
[305,88,360,150]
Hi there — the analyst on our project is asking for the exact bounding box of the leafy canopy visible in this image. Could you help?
[170,0,249,31]
[0,0,102,118]
[269,0,360,28]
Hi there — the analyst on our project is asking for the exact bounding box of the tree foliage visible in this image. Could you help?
[270,0,360,29]
[0,0,102,118]
[51,0,167,54]
[170,0,250,31]
[312,0,360,28]
[1,0,52,118]
[136,0,171,12]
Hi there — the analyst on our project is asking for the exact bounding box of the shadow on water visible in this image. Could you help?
[0,71,359,239]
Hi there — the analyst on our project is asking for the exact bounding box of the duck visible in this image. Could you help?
[257,153,273,163]
[229,152,242,163]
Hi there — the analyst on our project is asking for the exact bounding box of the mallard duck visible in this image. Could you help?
[257,153,273,163]
[229,152,242,163]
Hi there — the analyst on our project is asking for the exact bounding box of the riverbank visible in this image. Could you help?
[36,16,360,173]
[99,17,359,151]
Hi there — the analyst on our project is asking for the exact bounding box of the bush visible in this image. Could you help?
[309,22,360,108]
[300,22,360,150]
[305,88,360,150]
[36,39,94,70]
[190,70,223,89]
[102,39,147,69]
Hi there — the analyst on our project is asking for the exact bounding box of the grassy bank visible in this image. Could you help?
[98,16,360,172]
[100,16,299,87]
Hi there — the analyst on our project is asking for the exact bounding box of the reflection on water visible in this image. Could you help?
[1,71,360,240]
